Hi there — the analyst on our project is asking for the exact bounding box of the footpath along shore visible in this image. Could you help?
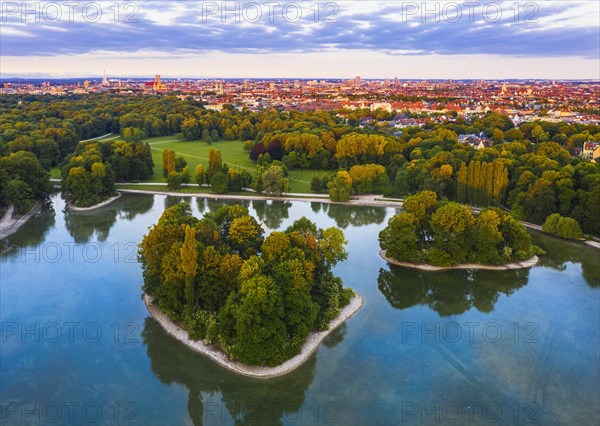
[144,292,364,379]
[0,201,43,240]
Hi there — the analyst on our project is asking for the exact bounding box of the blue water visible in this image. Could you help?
[1,193,598,425]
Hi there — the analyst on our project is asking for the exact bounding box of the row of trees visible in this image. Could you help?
[379,191,541,267]
[139,203,353,366]
[456,160,509,206]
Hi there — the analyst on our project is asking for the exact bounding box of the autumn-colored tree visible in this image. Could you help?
[180,225,198,305]
[195,164,205,186]
[228,216,264,258]
[456,162,467,203]
[349,164,389,194]
[162,149,176,177]
[208,149,222,180]
[430,202,474,265]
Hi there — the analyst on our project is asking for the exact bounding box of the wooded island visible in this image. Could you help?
[139,202,354,366]
[379,191,542,267]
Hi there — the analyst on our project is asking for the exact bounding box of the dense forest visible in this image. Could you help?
[379,191,541,267]
[139,203,353,366]
[61,140,154,207]
[0,151,51,213]
[1,95,598,234]
[248,112,600,235]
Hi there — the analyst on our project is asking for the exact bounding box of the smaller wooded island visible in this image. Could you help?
[379,191,542,268]
[140,202,356,369]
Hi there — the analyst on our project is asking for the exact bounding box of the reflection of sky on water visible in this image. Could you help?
[1,193,598,425]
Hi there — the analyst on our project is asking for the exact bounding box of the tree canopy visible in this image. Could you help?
[379,191,541,267]
[139,203,353,366]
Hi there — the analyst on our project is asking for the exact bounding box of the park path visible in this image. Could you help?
[79,133,115,143]
[0,202,42,241]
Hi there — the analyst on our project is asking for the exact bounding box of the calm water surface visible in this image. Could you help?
[1,193,599,425]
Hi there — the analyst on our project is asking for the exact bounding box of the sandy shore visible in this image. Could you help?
[0,201,43,241]
[380,250,539,271]
[68,193,121,211]
[585,240,600,249]
[144,292,364,379]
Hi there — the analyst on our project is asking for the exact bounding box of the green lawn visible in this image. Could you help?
[53,135,332,193]
[144,136,329,193]
[50,168,61,179]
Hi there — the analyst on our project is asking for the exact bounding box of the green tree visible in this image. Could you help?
[471,209,503,264]
[210,172,229,194]
[262,164,288,195]
[378,212,419,262]
[181,166,191,185]
[1,180,32,213]
[429,202,474,265]
[232,274,288,366]
[328,171,353,202]
[167,172,183,190]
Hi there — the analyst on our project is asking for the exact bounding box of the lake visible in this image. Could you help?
[1,193,598,425]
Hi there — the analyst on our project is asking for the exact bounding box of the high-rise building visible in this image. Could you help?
[102,69,109,86]
[354,76,361,86]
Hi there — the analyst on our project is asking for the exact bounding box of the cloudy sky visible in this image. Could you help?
[1,1,599,79]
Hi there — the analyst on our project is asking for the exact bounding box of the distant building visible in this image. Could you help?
[354,76,361,86]
[370,102,392,112]
[145,75,168,92]
[458,133,492,150]
[582,141,600,161]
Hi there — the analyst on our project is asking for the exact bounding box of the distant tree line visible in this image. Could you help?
[2,95,598,234]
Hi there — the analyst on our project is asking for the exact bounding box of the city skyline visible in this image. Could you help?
[1,1,599,79]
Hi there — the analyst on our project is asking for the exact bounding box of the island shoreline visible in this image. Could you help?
[68,193,121,212]
[143,291,364,379]
[380,250,539,271]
